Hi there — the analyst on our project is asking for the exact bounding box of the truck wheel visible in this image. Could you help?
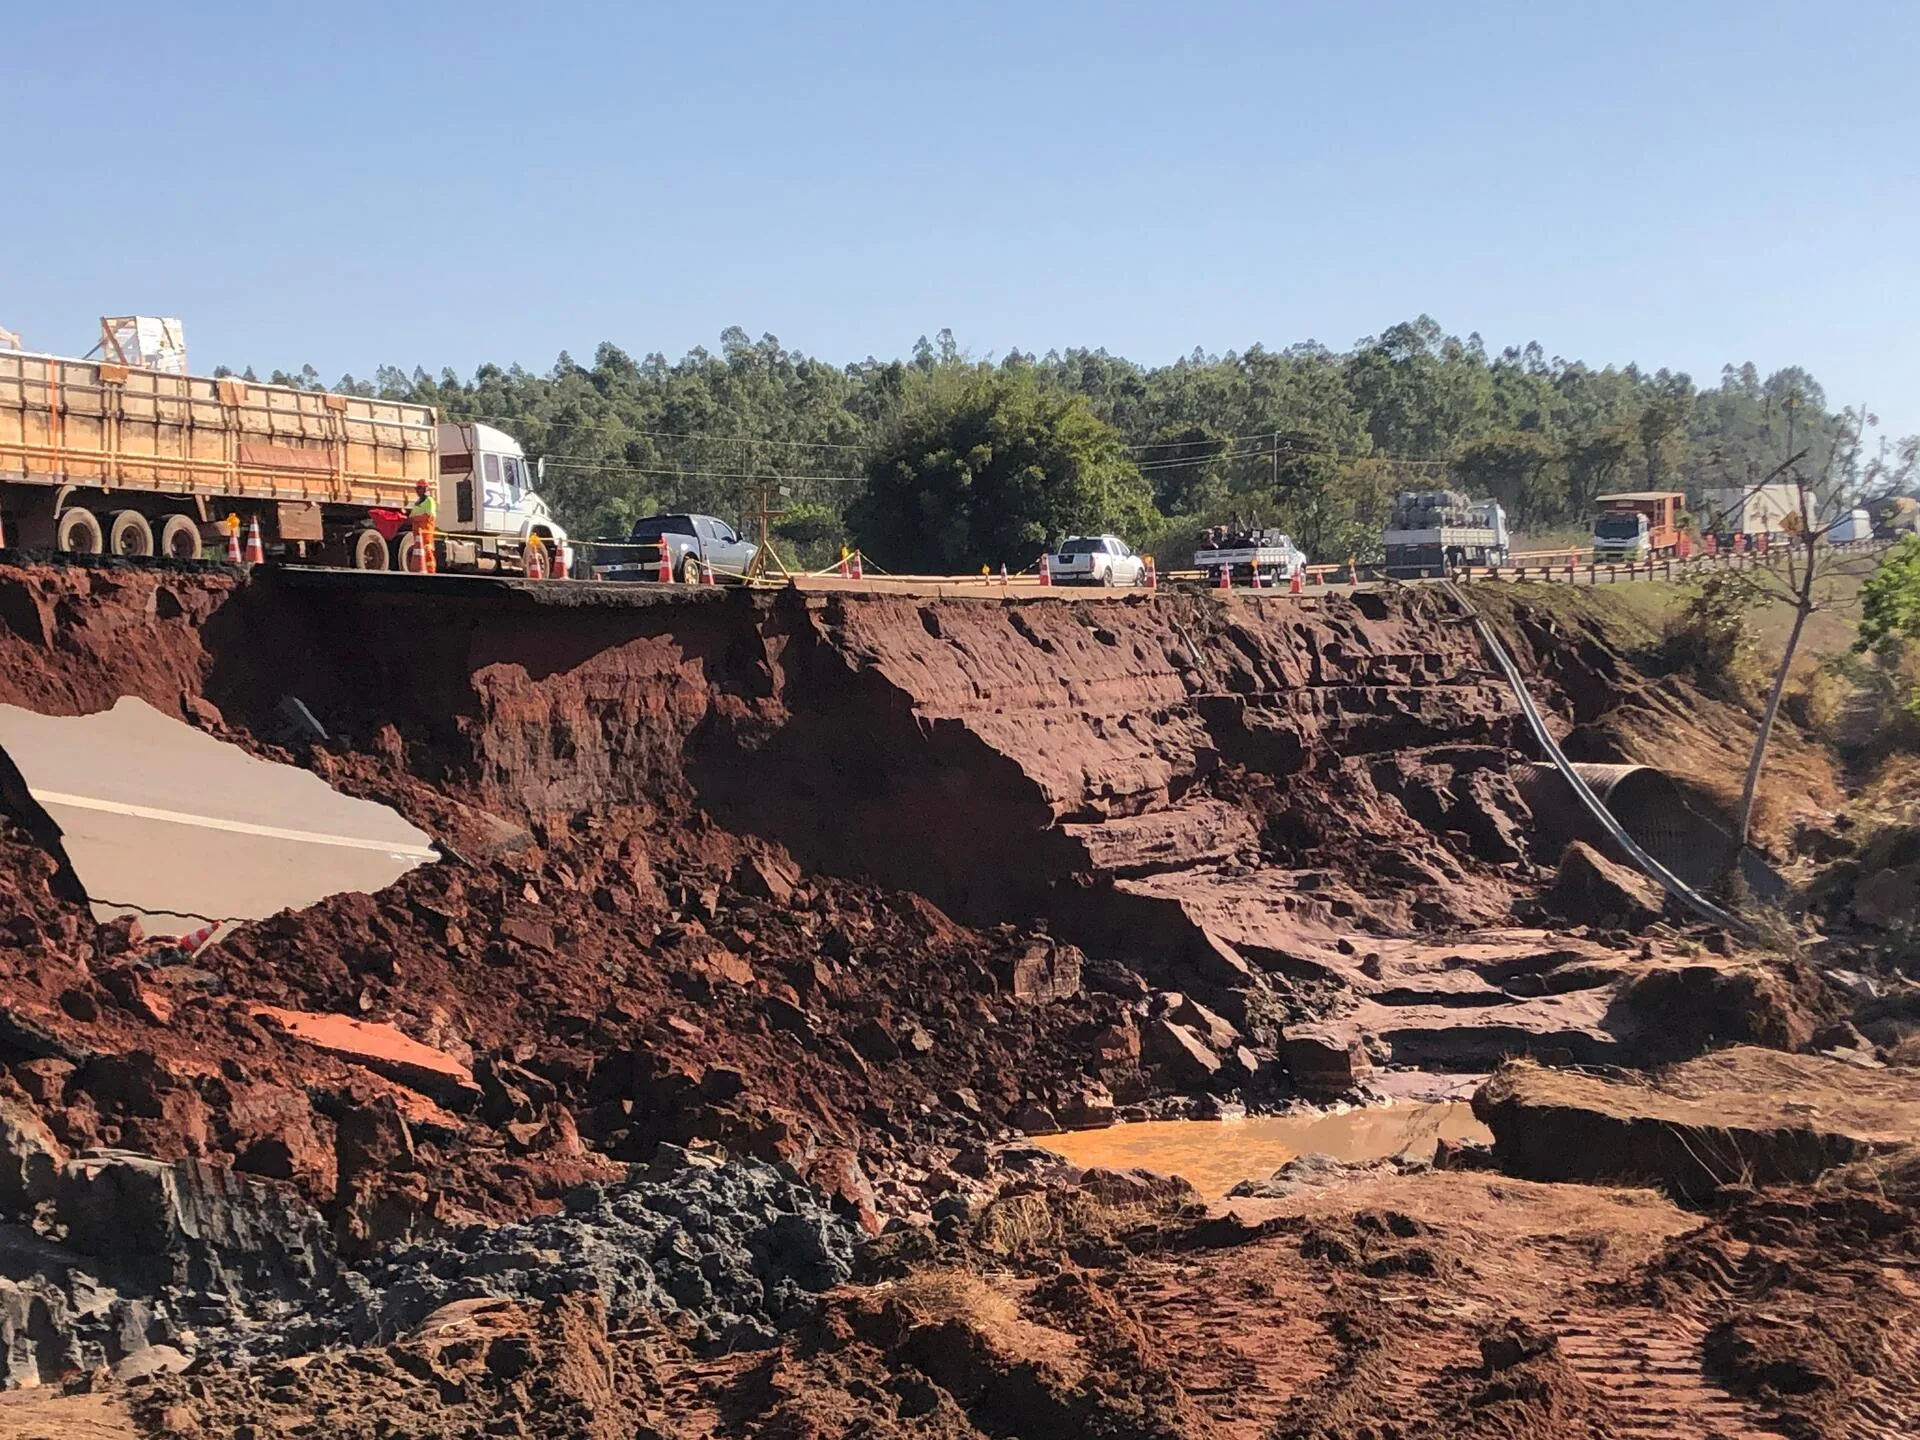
[55,507,103,555]
[348,528,388,571]
[107,510,153,558]
[679,554,701,586]
[395,532,429,574]
[157,515,202,561]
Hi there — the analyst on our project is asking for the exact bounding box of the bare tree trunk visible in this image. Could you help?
[1735,600,1810,849]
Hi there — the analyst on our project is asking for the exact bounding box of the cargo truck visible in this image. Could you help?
[0,319,568,574]
[1591,491,1683,563]
[1382,490,1508,578]
[1192,526,1307,585]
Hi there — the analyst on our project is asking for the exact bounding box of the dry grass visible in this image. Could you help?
[883,1268,1022,1333]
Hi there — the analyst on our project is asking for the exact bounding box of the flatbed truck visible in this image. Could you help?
[0,319,568,574]
[1382,490,1509,578]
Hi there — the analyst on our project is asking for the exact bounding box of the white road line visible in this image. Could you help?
[31,789,440,861]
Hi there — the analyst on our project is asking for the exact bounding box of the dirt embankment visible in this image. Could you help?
[1,560,1889,1438]
[0,564,1832,1237]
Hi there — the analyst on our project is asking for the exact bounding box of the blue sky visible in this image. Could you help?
[4,1,1916,438]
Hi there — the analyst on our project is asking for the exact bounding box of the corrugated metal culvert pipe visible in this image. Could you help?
[1511,762,1745,894]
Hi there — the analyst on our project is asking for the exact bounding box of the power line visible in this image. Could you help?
[537,457,867,484]
[459,413,874,453]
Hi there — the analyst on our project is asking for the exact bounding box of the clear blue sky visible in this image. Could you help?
[4,1,1916,438]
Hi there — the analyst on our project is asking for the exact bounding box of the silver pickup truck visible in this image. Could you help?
[596,513,759,584]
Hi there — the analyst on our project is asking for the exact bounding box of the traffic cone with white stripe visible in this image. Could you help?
[837,547,851,578]
[552,543,569,579]
[224,516,243,565]
[657,544,672,583]
[849,551,863,580]
[999,563,1009,587]
[1216,563,1231,591]
[1250,558,1262,589]
[1289,568,1303,595]
[173,921,221,956]
[700,556,716,586]
[1145,556,1156,590]
[243,516,265,565]
[1038,554,1052,587]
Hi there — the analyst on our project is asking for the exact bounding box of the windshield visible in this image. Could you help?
[630,516,695,541]
[1059,538,1108,555]
[1595,513,1645,540]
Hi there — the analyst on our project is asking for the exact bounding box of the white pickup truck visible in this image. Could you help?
[1050,534,1149,586]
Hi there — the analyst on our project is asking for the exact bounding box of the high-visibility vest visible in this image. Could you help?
[409,492,438,522]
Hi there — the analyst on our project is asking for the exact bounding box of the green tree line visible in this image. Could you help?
[235,317,1880,568]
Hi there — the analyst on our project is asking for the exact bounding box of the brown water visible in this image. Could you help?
[1035,1102,1491,1199]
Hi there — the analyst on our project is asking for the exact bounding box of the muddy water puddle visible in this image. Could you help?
[1035,1101,1491,1198]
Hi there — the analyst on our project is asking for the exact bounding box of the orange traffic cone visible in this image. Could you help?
[849,551,864,580]
[243,517,265,565]
[1038,554,1052,587]
[837,547,851,578]
[999,563,1009,586]
[1216,563,1231,591]
[1250,559,1262,589]
[1289,568,1303,595]
[657,544,672,583]
[1145,556,1156,590]
[552,544,569,580]
[224,516,242,564]
[700,557,716,586]
[174,921,220,956]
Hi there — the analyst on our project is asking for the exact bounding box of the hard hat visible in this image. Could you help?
[415,478,429,491]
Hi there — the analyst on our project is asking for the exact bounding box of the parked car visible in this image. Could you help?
[598,513,758,583]
[1050,534,1149,586]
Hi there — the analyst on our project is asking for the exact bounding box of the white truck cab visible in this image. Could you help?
[435,421,569,571]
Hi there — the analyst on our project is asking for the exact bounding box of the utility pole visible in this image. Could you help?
[746,480,794,579]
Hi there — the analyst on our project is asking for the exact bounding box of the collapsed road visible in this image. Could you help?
[0,696,435,935]
[0,555,1912,1440]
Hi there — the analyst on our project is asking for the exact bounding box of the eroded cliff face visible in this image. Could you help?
[171,578,1529,941]
[0,566,1542,993]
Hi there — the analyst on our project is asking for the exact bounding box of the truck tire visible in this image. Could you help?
[348,528,389,571]
[107,510,153,558]
[54,507,103,556]
[394,531,429,574]
[157,514,202,561]
[679,554,701,586]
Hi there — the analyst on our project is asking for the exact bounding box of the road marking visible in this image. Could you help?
[30,789,440,861]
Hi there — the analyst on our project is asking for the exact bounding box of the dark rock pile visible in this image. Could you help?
[319,1149,857,1356]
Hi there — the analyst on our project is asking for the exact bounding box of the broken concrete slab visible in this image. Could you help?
[0,698,436,936]
[1473,1047,1920,1200]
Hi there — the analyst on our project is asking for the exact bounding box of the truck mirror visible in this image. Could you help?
[537,457,547,483]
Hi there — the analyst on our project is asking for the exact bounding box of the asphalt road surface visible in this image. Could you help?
[0,698,434,936]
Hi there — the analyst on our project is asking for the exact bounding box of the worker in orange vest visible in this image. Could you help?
[408,479,438,574]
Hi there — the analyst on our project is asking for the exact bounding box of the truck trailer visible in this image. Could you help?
[1699,483,1804,538]
[1382,490,1509,578]
[0,319,567,574]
